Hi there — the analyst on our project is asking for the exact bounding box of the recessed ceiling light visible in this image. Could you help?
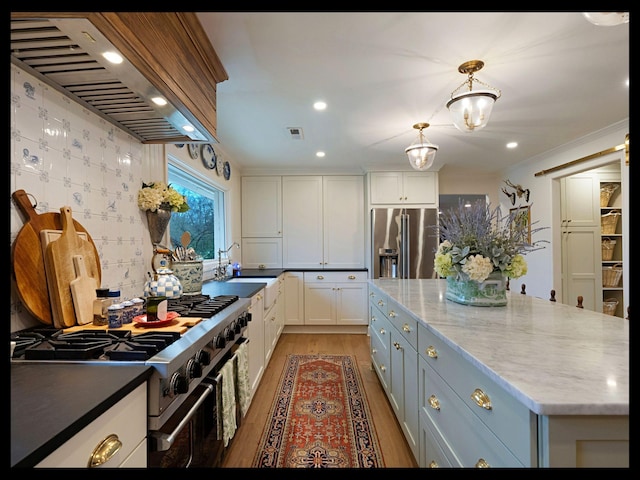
[151,96,167,106]
[506,142,518,149]
[313,101,327,111]
[316,151,326,158]
[102,51,123,64]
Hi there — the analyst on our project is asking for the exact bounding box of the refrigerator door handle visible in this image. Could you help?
[401,213,409,279]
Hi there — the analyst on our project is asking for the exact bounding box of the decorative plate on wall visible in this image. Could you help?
[216,155,224,176]
[201,144,216,170]
[188,144,199,160]
[223,161,231,181]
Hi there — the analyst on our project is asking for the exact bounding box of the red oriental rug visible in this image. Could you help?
[252,354,385,468]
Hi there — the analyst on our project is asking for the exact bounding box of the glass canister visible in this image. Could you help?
[93,288,111,326]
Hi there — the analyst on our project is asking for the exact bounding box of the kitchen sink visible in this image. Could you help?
[226,277,279,309]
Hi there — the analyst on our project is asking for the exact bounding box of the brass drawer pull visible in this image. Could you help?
[475,458,490,468]
[393,341,401,350]
[377,300,384,307]
[402,323,411,333]
[379,328,386,335]
[316,275,324,280]
[428,460,439,468]
[428,394,441,410]
[426,345,438,359]
[348,275,356,279]
[471,388,492,410]
[371,315,376,323]
[380,365,386,372]
[388,310,396,318]
[88,433,122,467]
[372,348,377,354]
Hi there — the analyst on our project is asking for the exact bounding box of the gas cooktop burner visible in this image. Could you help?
[18,330,181,361]
[168,294,239,317]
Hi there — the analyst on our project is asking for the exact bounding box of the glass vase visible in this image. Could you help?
[445,271,508,306]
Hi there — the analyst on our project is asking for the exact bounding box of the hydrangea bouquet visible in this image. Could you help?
[434,201,544,283]
[137,181,189,213]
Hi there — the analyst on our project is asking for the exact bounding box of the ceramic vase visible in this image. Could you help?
[445,271,507,307]
[146,208,171,245]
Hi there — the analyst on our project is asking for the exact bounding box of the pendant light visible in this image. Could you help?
[405,123,438,171]
[446,60,501,133]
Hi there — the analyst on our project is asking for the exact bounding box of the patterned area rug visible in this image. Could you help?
[252,354,385,468]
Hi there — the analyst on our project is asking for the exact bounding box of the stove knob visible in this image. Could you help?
[234,319,242,333]
[196,349,211,366]
[225,327,235,341]
[170,372,189,395]
[215,335,226,348]
[187,358,202,378]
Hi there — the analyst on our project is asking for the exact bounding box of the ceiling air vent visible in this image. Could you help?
[287,127,304,140]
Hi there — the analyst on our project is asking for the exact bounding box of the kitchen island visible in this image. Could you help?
[369,279,629,468]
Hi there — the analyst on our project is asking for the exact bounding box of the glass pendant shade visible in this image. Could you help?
[405,123,438,171]
[406,142,438,170]
[446,90,498,133]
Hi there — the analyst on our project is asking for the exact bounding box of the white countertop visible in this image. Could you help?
[370,279,629,416]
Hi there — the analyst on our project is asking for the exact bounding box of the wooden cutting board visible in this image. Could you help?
[11,189,101,325]
[44,206,101,328]
[63,317,203,335]
[70,255,98,325]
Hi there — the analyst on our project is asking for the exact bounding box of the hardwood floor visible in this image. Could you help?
[221,333,418,468]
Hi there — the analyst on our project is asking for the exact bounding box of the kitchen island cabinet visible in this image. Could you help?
[369,279,629,468]
[11,363,152,468]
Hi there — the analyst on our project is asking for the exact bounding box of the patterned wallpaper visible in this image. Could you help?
[10,64,150,332]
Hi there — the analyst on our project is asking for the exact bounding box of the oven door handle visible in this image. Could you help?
[150,383,214,452]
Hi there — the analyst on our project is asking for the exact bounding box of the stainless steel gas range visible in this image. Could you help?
[11,293,251,467]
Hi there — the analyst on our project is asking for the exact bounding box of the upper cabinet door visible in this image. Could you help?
[370,172,437,205]
[560,175,600,228]
[241,176,282,237]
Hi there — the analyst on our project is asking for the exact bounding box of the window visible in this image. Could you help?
[168,160,226,269]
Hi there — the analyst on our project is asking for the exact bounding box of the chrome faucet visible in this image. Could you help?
[216,242,240,280]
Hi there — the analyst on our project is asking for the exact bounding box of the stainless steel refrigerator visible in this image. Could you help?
[371,208,439,279]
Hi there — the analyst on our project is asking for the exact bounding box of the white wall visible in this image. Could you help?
[501,120,629,309]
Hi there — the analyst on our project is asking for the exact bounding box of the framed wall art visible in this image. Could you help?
[510,206,531,244]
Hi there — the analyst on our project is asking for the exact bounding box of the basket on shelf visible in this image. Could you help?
[601,211,621,234]
[602,264,622,288]
[601,237,616,261]
[603,298,619,316]
[600,183,619,207]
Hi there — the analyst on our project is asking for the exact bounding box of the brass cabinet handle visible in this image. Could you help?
[471,388,492,410]
[402,323,411,333]
[88,433,122,467]
[428,394,441,410]
[388,310,396,318]
[377,299,384,307]
[316,275,324,280]
[348,275,356,280]
[475,458,490,468]
[380,365,386,372]
[379,328,386,335]
[372,348,377,354]
[370,292,375,297]
[371,315,376,323]
[428,460,439,468]
[393,341,401,350]
[426,345,438,359]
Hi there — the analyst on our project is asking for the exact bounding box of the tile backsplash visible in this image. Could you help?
[10,64,152,332]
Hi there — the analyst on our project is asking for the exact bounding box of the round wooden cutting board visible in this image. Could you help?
[11,190,101,325]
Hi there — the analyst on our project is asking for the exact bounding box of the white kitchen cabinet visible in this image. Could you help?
[263,282,282,366]
[284,271,304,325]
[304,271,368,325]
[240,237,282,269]
[369,171,438,206]
[246,289,265,398]
[36,383,147,468]
[241,176,282,237]
[282,176,365,269]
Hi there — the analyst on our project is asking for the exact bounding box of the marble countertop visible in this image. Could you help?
[370,279,629,416]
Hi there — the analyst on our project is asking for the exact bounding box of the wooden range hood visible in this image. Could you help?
[10,12,228,144]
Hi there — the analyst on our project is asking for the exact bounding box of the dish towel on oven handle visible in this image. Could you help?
[235,341,250,417]
[221,358,237,447]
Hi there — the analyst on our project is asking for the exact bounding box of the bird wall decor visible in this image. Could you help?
[503,179,530,205]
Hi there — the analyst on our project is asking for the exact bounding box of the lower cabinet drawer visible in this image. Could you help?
[420,413,457,468]
[419,357,524,468]
[370,327,390,391]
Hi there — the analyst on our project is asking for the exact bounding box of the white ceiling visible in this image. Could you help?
[196,12,629,175]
